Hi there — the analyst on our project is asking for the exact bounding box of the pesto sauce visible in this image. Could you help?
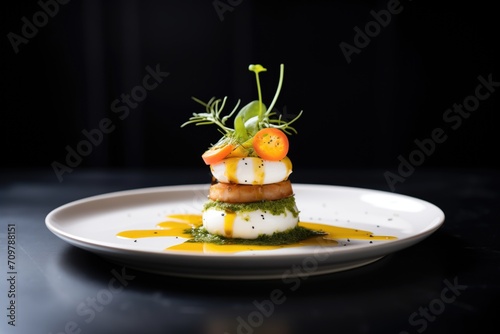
[202,196,300,217]
[184,225,326,246]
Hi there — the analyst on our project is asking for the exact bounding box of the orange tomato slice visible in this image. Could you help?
[201,143,234,165]
[252,128,289,160]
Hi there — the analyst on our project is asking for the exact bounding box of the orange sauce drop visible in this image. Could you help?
[116,214,397,254]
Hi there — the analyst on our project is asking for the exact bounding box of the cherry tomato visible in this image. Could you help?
[201,143,234,165]
[252,128,289,161]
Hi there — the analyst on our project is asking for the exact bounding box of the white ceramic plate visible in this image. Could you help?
[45,184,445,280]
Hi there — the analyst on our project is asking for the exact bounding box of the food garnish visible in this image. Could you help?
[181,64,302,164]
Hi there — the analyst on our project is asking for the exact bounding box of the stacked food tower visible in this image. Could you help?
[182,64,303,240]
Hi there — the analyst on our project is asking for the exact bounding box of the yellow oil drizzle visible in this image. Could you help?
[253,158,265,184]
[225,159,239,183]
[299,222,396,241]
[223,212,236,238]
[116,214,397,254]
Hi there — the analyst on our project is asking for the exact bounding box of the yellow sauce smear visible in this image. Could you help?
[253,158,265,185]
[223,212,236,238]
[225,159,239,183]
[116,214,397,254]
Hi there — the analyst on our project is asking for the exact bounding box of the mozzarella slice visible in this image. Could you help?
[202,206,299,239]
[210,156,292,185]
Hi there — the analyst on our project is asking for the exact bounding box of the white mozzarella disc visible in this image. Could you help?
[202,207,299,239]
[210,157,292,185]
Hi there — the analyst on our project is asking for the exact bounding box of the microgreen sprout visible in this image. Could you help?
[183,96,240,136]
[248,64,267,121]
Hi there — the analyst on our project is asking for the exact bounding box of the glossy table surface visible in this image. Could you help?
[1,167,498,334]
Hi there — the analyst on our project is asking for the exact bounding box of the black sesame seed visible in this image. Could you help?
[369,241,373,244]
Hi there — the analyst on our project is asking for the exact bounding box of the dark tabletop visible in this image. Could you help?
[1,167,499,334]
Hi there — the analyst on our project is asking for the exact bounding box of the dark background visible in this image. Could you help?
[2,0,499,178]
[1,3,499,333]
